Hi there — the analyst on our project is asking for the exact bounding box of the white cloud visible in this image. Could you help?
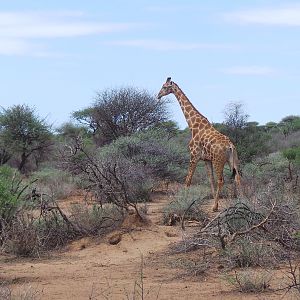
[224,6,300,26]
[222,66,277,75]
[0,11,135,56]
[105,39,235,51]
[0,39,32,55]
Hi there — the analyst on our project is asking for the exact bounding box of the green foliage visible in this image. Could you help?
[56,122,91,141]
[282,147,300,164]
[223,238,277,268]
[237,123,271,163]
[154,120,180,139]
[73,87,168,145]
[0,166,24,223]
[99,129,189,182]
[31,167,77,199]
[273,115,300,139]
[0,104,52,173]
[244,152,289,176]
[221,102,271,163]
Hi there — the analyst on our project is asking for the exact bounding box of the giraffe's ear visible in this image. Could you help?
[166,77,171,83]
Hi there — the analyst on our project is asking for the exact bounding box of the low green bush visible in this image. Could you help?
[31,167,77,199]
[0,166,28,226]
[222,238,278,268]
[100,129,189,183]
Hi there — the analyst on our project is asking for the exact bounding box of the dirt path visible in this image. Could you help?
[0,192,287,299]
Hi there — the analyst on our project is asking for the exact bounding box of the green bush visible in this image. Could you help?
[243,152,288,182]
[32,167,77,199]
[282,147,300,164]
[223,238,278,268]
[100,129,189,182]
[0,166,25,225]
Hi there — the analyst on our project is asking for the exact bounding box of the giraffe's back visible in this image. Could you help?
[192,125,234,161]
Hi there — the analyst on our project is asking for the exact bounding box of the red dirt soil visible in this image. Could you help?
[0,191,294,299]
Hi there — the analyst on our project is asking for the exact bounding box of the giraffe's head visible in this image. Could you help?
[157,77,174,99]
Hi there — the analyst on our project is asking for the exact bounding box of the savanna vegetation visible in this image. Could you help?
[1,87,300,298]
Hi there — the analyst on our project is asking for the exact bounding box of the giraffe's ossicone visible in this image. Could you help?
[157,77,241,212]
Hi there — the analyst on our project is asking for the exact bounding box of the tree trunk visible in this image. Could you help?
[18,151,28,173]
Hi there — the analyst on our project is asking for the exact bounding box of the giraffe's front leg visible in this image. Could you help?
[212,160,225,212]
[185,155,198,187]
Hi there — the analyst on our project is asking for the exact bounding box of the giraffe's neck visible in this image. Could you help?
[172,83,210,129]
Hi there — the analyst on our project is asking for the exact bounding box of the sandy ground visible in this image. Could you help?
[0,190,296,299]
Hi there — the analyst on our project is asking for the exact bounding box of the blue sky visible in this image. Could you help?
[1,0,300,129]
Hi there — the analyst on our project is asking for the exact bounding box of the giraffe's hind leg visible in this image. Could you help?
[212,160,225,212]
[205,161,215,196]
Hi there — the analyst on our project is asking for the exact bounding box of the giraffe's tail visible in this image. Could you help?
[228,145,241,185]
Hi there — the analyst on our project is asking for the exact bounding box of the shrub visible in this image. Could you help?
[100,129,189,183]
[73,87,168,145]
[222,238,279,268]
[69,203,123,235]
[163,186,209,225]
[2,202,123,257]
[226,269,272,293]
[60,129,189,217]
[0,166,30,230]
[282,147,300,181]
[31,167,77,199]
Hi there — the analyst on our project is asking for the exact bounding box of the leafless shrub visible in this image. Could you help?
[0,284,11,300]
[268,130,300,153]
[285,259,300,297]
[163,186,209,226]
[199,178,300,252]
[0,284,40,300]
[226,269,272,293]
[73,87,168,146]
[168,256,210,277]
[274,256,300,298]
[1,194,123,257]
[59,137,153,219]
[172,177,300,274]
[69,203,123,235]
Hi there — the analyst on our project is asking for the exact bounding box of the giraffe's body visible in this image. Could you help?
[158,77,241,211]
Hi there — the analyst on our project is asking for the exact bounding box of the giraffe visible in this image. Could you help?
[157,77,241,211]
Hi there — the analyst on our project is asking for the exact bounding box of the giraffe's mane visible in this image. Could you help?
[172,81,211,124]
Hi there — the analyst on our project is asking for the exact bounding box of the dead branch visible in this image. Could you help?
[228,200,276,244]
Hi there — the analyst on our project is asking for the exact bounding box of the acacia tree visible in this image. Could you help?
[73,87,168,145]
[282,147,300,181]
[0,104,53,173]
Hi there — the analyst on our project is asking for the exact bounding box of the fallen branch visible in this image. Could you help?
[228,200,276,244]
